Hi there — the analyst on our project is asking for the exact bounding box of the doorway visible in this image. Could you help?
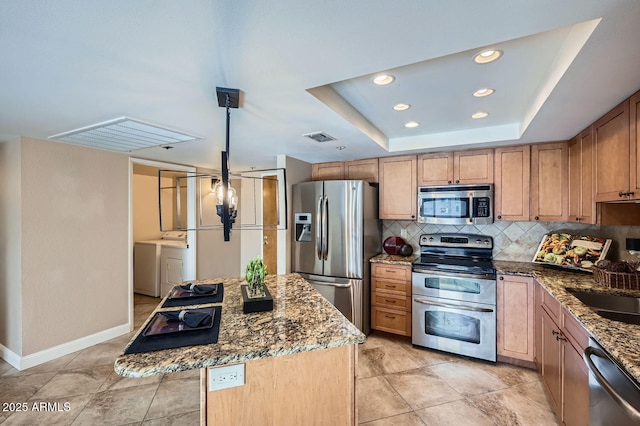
[262,175,278,275]
[129,158,196,328]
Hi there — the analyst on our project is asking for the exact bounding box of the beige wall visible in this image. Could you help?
[6,137,129,356]
[278,155,312,273]
[132,164,164,242]
[196,168,241,279]
[0,139,23,354]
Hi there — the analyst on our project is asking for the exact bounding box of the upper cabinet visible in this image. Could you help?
[593,100,632,201]
[344,158,378,182]
[568,129,595,224]
[494,145,531,221]
[531,142,568,222]
[312,161,344,181]
[311,158,378,182]
[379,155,417,220]
[418,149,493,186]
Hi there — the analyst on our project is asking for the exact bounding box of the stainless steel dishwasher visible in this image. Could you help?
[584,338,640,425]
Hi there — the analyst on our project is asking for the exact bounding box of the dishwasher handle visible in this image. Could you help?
[584,346,640,423]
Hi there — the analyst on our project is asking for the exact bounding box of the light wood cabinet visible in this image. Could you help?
[531,142,568,222]
[418,149,493,186]
[593,100,632,201]
[312,161,344,181]
[568,129,596,224]
[344,158,378,182]
[312,158,379,182]
[535,282,590,426]
[494,145,531,221]
[630,89,640,199]
[371,263,411,336]
[497,275,534,362]
[378,155,417,220]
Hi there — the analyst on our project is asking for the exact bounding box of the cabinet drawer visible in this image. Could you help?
[372,263,411,281]
[372,306,411,336]
[372,291,410,310]
[372,277,410,296]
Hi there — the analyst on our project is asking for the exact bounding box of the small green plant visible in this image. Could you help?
[245,256,267,296]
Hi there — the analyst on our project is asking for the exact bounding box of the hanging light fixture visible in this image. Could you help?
[215,87,240,241]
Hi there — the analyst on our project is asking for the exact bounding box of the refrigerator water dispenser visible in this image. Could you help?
[294,213,312,242]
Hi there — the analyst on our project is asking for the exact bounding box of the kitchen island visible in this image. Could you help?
[115,273,365,425]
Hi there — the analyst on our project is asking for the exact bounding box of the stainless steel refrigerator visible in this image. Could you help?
[292,180,381,334]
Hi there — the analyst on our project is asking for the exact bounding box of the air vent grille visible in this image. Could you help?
[48,117,201,152]
[303,131,336,143]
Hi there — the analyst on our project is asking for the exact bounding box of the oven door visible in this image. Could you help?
[412,296,496,362]
[412,271,496,305]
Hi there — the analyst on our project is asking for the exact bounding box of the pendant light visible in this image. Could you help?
[216,87,240,241]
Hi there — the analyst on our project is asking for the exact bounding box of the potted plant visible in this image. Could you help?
[245,256,268,297]
[241,256,273,313]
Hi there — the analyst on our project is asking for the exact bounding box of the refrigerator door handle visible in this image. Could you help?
[322,196,329,260]
[316,196,323,260]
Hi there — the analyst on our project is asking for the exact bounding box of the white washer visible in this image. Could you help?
[134,231,187,297]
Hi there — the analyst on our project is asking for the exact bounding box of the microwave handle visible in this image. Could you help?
[469,194,475,220]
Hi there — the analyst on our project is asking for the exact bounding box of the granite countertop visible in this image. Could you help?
[114,273,365,378]
[496,260,640,384]
[370,253,417,265]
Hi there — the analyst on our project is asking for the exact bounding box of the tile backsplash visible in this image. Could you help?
[382,220,640,263]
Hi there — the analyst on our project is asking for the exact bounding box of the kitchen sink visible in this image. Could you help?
[566,288,640,325]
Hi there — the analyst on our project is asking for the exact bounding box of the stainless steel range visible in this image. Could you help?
[411,233,497,362]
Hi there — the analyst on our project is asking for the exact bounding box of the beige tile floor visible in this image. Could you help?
[0,294,560,425]
[358,333,560,425]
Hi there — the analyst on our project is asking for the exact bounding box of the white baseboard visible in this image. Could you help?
[0,323,131,371]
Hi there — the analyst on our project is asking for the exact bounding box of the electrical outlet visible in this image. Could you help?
[208,363,245,391]
[400,228,408,239]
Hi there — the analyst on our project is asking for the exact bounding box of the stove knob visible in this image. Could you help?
[475,239,482,244]
[483,240,490,245]
[428,237,434,242]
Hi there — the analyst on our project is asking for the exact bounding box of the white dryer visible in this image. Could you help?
[134,231,188,297]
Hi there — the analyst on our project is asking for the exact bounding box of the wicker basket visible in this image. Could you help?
[593,267,640,291]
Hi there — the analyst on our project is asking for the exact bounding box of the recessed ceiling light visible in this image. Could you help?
[393,103,411,111]
[473,88,495,97]
[472,112,489,119]
[373,74,395,85]
[474,49,503,64]
[336,146,346,150]
[405,121,419,128]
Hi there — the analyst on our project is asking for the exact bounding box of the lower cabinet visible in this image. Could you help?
[371,263,411,336]
[497,275,535,362]
[535,281,590,426]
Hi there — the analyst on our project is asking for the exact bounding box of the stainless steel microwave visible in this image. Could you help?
[417,184,494,225]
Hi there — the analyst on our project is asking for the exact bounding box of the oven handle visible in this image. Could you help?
[413,297,494,313]
[412,268,496,281]
[583,346,640,422]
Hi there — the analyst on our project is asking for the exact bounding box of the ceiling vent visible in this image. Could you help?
[303,131,336,143]
[48,117,201,152]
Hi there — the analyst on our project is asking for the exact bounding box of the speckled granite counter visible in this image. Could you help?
[114,273,365,378]
[370,253,417,265]
[496,260,640,384]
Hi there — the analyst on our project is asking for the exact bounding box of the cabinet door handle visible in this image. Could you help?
[384,315,396,319]
[385,299,397,304]
[385,284,396,289]
[619,191,627,197]
[556,336,567,342]
[499,276,504,280]
[385,269,397,274]
[535,216,540,221]
[455,180,460,184]
[497,215,502,220]
[448,180,452,184]
[552,330,561,336]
